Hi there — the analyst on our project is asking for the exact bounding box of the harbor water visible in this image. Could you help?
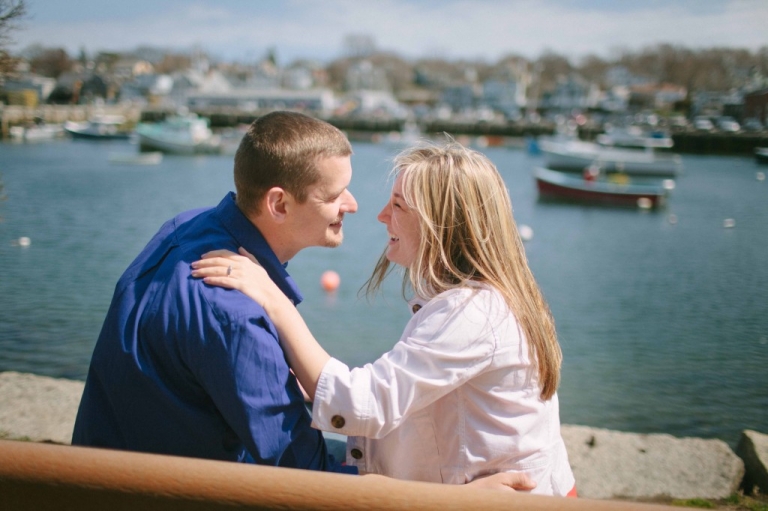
[0,136,766,447]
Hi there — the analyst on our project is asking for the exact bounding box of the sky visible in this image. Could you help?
[9,0,768,65]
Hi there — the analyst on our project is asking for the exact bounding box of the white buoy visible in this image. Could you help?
[18,236,31,247]
[723,218,735,228]
[757,172,765,181]
[662,179,676,190]
[668,214,678,224]
[518,224,534,241]
[637,197,653,210]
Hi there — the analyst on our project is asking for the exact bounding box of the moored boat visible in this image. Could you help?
[539,139,682,177]
[596,125,673,150]
[135,114,221,155]
[9,123,65,141]
[755,147,768,165]
[64,115,131,140]
[534,166,671,209]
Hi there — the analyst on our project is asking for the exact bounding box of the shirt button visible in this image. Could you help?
[350,448,363,460]
[411,303,422,314]
[330,415,346,429]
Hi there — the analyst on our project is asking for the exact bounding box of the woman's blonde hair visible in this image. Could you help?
[366,140,562,400]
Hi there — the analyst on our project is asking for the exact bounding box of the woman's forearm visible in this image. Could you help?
[264,292,330,401]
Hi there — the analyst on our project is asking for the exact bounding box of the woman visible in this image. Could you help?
[192,141,576,496]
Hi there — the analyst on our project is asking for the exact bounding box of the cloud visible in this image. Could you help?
[11,0,768,63]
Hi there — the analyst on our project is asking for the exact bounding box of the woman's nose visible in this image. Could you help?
[377,203,390,224]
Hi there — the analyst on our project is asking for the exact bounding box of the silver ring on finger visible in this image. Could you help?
[226,265,232,276]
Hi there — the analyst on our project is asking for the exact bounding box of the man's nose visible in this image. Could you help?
[342,190,358,214]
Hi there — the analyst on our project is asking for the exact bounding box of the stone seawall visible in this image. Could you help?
[1,371,764,501]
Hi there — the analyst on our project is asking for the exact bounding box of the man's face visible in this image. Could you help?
[285,155,357,255]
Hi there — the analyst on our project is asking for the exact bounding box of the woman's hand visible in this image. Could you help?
[190,248,282,309]
[191,247,330,401]
[361,472,535,493]
[465,472,536,492]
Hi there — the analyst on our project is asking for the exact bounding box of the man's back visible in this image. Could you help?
[72,194,339,471]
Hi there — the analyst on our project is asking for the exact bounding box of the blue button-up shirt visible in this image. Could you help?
[73,193,353,473]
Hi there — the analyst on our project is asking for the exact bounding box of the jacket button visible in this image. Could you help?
[350,448,363,460]
[411,303,422,314]
[330,415,346,429]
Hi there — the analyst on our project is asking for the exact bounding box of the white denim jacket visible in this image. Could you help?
[312,284,575,495]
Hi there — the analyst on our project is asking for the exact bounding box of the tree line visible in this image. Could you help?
[2,1,766,95]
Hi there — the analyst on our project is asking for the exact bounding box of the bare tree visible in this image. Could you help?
[343,34,376,59]
[29,47,72,78]
[0,0,26,76]
[535,51,573,91]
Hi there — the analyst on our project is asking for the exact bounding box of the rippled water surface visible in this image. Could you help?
[1,137,766,446]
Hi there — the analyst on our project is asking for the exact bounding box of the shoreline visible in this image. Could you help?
[1,370,765,503]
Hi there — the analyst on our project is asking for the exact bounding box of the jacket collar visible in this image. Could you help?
[214,192,303,306]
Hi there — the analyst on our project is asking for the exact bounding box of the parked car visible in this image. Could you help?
[743,118,764,132]
[693,117,715,131]
[716,116,741,132]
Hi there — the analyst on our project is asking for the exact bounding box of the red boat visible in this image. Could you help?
[534,167,671,209]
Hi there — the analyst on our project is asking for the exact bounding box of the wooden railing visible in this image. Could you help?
[0,439,677,510]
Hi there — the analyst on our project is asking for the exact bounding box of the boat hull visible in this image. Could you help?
[65,128,130,140]
[135,116,221,155]
[64,120,131,140]
[137,134,221,155]
[534,167,668,208]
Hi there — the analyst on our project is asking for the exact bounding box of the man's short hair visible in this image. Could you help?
[234,111,352,216]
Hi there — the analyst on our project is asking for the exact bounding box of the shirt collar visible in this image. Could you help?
[213,192,303,306]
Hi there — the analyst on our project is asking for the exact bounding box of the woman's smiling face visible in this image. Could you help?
[377,173,421,268]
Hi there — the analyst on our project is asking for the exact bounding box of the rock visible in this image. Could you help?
[0,371,755,502]
[0,371,84,445]
[562,425,744,500]
[735,430,768,494]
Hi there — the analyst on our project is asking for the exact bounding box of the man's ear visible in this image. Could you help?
[264,187,289,222]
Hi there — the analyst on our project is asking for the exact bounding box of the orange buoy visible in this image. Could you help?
[320,270,340,292]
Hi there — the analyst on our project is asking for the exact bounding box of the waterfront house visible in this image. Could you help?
[344,59,390,91]
[540,74,600,113]
[744,88,768,125]
[186,88,337,116]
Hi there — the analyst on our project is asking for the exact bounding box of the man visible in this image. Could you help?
[72,111,357,473]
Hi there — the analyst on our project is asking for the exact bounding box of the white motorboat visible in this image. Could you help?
[539,138,682,177]
[9,123,65,141]
[135,114,221,155]
[64,115,131,140]
[596,125,673,150]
